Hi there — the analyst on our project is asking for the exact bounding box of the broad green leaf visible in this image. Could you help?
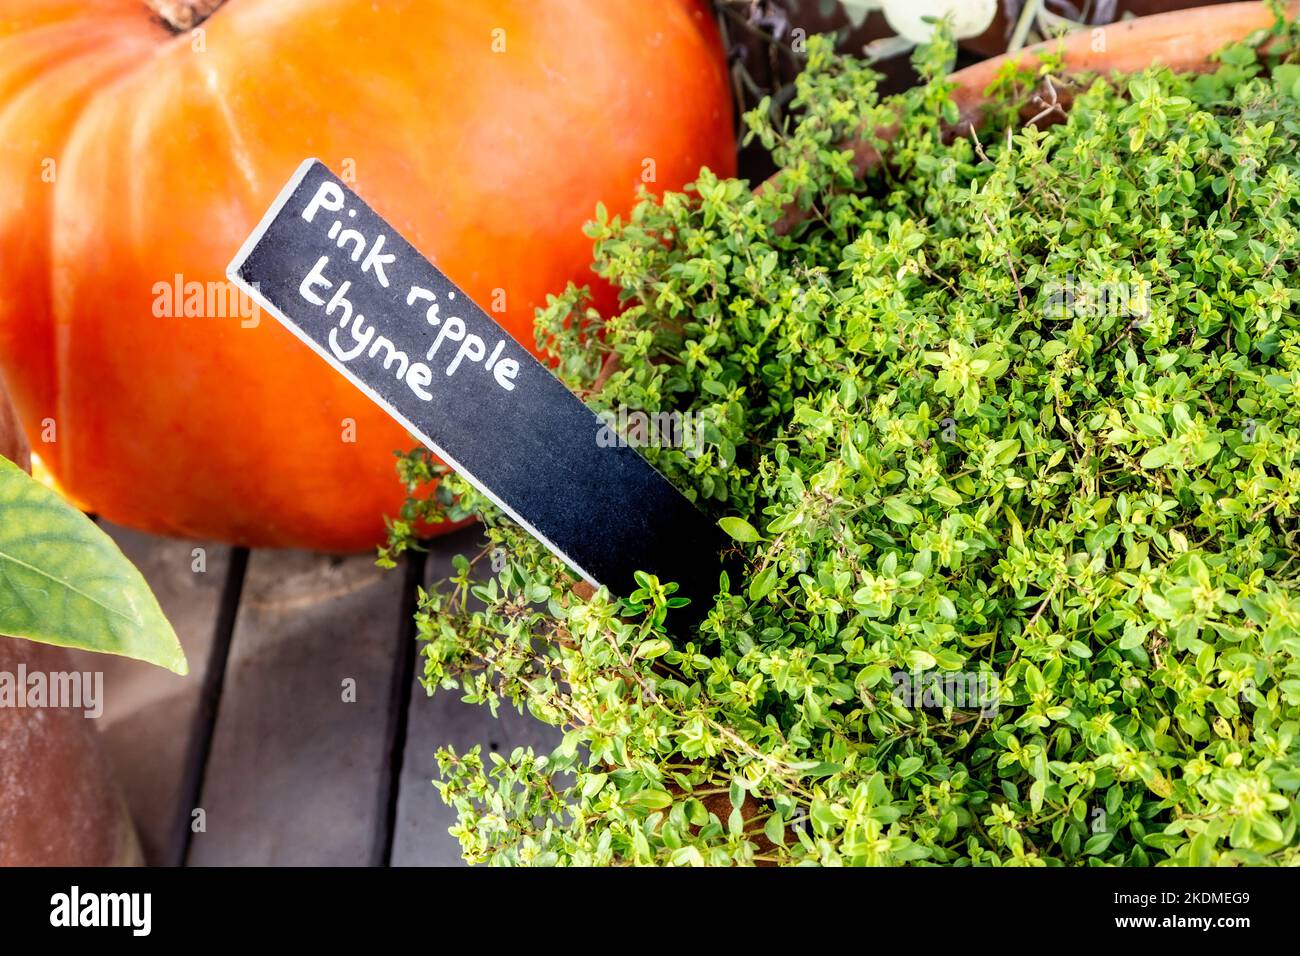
[897,756,924,778]
[748,565,778,601]
[1030,779,1046,813]
[905,649,936,669]
[1085,830,1116,856]
[1139,444,1176,469]
[634,638,671,660]
[931,485,963,507]
[625,789,672,811]
[882,497,920,524]
[718,515,761,543]
[1130,412,1165,438]
[764,811,785,846]
[0,457,186,674]
[1024,663,1046,694]
[1275,63,1300,99]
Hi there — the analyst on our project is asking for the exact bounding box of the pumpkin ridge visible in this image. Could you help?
[187,50,263,202]
[0,17,163,493]
[43,32,187,495]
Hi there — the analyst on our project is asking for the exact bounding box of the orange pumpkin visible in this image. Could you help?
[0,0,734,551]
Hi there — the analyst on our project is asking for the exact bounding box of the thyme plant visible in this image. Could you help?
[389,17,1300,865]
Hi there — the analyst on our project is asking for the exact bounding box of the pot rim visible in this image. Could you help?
[767,0,1296,233]
[947,0,1296,124]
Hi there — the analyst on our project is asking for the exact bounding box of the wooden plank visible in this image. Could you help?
[64,523,231,866]
[187,549,408,866]
[390,527,563,866]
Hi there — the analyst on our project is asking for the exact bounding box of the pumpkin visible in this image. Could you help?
[0,0,734,551]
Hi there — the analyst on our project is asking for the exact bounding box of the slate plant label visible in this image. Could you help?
[227,159,725,613]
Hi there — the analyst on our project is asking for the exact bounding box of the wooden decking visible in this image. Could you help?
[68,523,560,866]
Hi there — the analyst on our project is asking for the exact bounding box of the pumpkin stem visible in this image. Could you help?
[144,0,225,32]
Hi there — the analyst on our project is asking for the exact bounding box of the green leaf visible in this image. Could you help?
[931,485,963,507]
[635,638,672,660]
[719,516,761,543]
[905,649,936,669]
[1084,830,1116,856]
[625,789,673,811]
[1274,63,1300,99]
[883,497,920,524]
[897,756,924,778]
[1024,663,1046,694]
[1130,412,1165,438]
[748,565,779,601]
[764,812,786,846]
[1139,444,1176,469]
[0,457,186,674]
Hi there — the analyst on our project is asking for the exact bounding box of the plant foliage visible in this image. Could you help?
[390,15,1300,865]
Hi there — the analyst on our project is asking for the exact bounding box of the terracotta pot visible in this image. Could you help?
[0,642,142,866]
[774,0,1293,234]
[965,0,1234,59]
[0,373,140,866]
[948,0,1293,122]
